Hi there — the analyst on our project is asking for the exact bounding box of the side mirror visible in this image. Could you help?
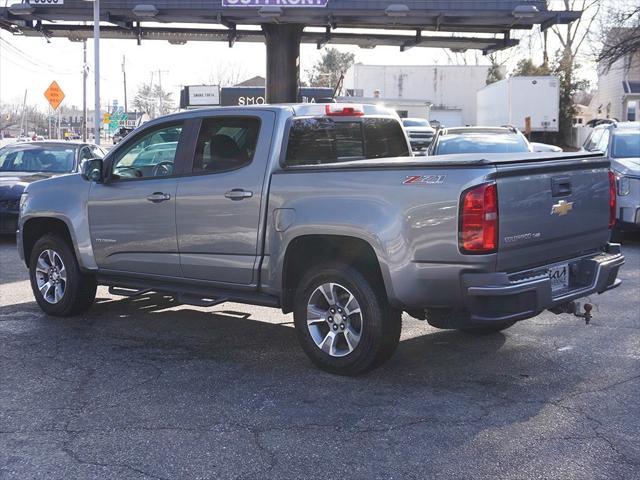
[81,158,104,183]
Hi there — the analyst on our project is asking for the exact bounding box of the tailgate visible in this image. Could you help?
[495,154,611,271]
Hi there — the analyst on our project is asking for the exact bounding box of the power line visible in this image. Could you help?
[0,37,77,75]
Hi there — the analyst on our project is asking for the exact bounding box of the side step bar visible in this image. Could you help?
[99,273,280,309]
[108,286,153,297]
[176,294,228,308]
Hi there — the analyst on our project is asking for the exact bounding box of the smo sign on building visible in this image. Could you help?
[181,86,333,108]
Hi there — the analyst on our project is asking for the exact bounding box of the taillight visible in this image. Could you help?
[608,170,617,229]
[459,183,498,254]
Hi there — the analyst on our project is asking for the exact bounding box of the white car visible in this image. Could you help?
[530,142,563,153]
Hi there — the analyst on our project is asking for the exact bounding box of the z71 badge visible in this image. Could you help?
[403,175,447,185]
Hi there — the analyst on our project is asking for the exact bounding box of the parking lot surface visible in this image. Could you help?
[1,235,639,479]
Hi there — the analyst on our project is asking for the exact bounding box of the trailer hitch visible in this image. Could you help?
[551,301,594,325]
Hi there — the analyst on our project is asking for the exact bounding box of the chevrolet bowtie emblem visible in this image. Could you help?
[551,200,574,216]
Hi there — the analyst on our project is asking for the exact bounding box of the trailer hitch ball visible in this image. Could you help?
[574,302,594,325]
[551,301,594,325]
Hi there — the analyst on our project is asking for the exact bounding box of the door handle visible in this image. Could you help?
[551,176,572,197]
[147,192,171,203]
[225,189,253,201]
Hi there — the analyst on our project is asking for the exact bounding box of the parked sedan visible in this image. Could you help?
[0,141,105,234]
[401,118,436,154]
[428,126,532,155]
[583,122,640,231]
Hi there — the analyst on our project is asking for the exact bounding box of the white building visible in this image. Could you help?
[590,50,640,122]
[343,64,504,127]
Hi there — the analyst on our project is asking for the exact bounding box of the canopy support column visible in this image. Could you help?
[262,24,304,104]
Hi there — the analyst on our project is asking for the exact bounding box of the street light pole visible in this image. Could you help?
[88,0,101,146]
[82,39,88,142]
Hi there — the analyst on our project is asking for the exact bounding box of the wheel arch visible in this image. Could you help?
[279,234,393,314]
[21,217,77,268]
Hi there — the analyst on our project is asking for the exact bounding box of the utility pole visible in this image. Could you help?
[157,69,169,115]
[82,39,88,142]
[122,55,128,115]
[19,89,27,137]
[92,0,101,146]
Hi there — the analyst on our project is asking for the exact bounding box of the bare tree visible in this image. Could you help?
[595,2,640,70]
[206,61,249,86]
[551,0,602,66]
[133,84,175,119]
[550,0,602,142]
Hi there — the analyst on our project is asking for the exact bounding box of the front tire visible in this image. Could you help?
[293,263,401,376]
[29,234,97,317]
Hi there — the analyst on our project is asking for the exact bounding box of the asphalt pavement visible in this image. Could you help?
[1,235,639,479]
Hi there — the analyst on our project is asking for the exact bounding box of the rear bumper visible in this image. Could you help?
[616,207,640,230]
[461,245,624,324]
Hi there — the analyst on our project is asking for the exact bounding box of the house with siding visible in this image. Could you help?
[590,47,640,122]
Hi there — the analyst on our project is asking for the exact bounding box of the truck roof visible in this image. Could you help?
[143,103,398,127]
[440,126,519,135]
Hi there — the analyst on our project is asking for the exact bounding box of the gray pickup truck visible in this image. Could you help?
[18,104,624,375]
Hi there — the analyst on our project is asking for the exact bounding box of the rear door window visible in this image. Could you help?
[285,117,409,166]
[192,117,260,173]
[364,118,411,159]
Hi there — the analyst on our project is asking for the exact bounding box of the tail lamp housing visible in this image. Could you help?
[608,170,617,229]
[459,183,499,254]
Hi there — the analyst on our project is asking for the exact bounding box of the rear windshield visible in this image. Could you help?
[285,117,410,166]
[0,145,77,173]
[434,133,530,155]
[611,131,640,159]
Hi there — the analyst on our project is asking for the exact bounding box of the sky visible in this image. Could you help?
[0,2,603,113]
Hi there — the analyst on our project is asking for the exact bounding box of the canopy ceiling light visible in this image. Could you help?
[258,6,283,18]
[8,2,35,15]
[513,5,539,18]
[385,4,410,18]
[133,4,159,18]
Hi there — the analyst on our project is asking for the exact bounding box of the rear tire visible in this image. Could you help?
[459,321,516,335]
[29,234,97,317]
[293,262,401,376]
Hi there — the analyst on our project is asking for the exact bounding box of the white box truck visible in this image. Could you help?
[477,76,560,132]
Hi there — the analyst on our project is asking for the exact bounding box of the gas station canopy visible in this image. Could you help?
[0,1,581,102]
[1,1,579,34]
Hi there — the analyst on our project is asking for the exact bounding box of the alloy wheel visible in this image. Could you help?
[306,282,363,357]
[35,249,67,304]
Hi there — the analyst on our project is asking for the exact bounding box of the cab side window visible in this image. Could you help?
[596,129,611,153]
[193,117,260,173]
[584,129,604,152]
[79,147,94,161]
[111,124,183,180]
[91,147,106,159]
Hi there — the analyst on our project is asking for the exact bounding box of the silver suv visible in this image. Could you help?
[583,122,640,231]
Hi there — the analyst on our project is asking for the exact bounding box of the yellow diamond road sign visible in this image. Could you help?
[44,81,65,111]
